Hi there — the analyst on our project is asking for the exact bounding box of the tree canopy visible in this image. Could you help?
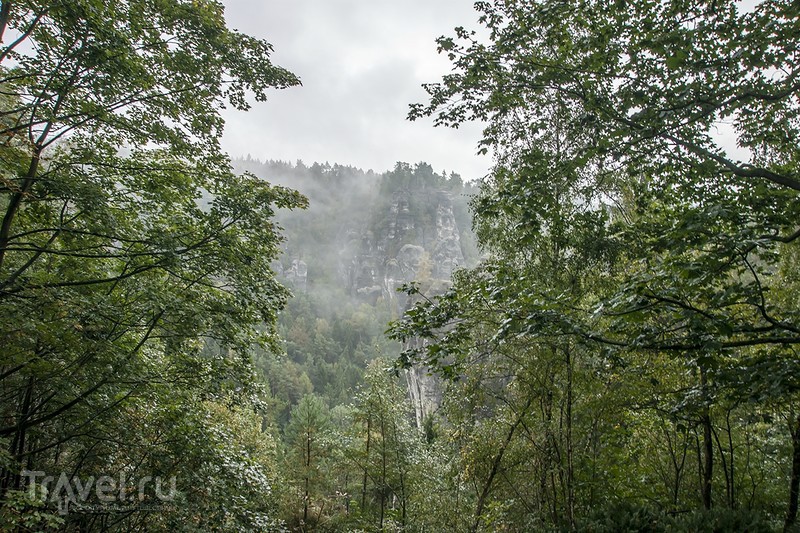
[403,0,800,387]
[390,0,800,529]
[0,1,305,529]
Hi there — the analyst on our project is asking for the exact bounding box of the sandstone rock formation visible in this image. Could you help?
[347,189,467,427]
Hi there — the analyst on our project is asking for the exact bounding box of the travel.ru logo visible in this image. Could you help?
[22,470,177,515]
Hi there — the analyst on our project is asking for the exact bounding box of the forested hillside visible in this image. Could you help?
[233,159,477,422]
[233,158,480,529]
[2,0,799,532]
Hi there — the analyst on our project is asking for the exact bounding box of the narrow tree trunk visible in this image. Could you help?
[0,151,40,271]
[0,0,11,43]
[0,376,34,498]
[303,428,311,524]
[700,368,713,510]
[362,415,370,510]
[565,346,575,529]
[726,410,735,508]
[665,423,688,509]
[712,425,731,507]
[785,413,800,531]
[472,395,533,533]
[542,388,559,525]
[344,472,350,514]
[391,417,407,526]
[379,414,386,531]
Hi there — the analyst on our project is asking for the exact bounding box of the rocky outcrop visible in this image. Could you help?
[346,189,466,427]
[349,191,463,297]
[432,191,463,280]
[404,346,442,430]
[285,259,308,292]
[274,257,308,292]
[386,191,415,243]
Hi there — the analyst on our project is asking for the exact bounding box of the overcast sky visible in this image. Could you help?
[220,0,491,181]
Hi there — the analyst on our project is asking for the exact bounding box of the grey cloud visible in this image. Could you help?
[220,0,491,180]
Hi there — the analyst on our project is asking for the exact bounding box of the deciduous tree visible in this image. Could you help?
[0,0,303,527]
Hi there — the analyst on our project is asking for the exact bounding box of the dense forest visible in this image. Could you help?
[2,0,800,532]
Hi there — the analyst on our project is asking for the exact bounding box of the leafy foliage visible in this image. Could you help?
[0,0,303,529]
[388,0,800,530]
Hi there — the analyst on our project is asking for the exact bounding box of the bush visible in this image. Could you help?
[574,504,778,533]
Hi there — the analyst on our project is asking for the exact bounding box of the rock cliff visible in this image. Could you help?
[347,189,467,427]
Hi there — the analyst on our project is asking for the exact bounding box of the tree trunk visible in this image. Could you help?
[0,150,40,271]
[303,429,311,524]
[565,346,575,529]
[472,395,533,533]
[0,0,11,43]
[664,422,688,509]
[785,413,800,531]
[700,367,713,510]
[0,376,34,499]
[362,415,371,510]
[391,417,407,526]
[726,410,735,508]
[379,414,386,531]
[344,472,350,514]
[712,425,731,508]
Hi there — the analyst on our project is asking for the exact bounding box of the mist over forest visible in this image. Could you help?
[230,157,479,428]
[2,1,800,532]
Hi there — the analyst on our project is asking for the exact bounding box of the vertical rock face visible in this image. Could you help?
[386,190,415,243]
[432,191,464,280]
[348,189,466,427]
[404,342,442,430]
[285,259,308,292]
[349,191,464,301]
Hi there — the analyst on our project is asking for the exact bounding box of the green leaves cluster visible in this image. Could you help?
[392,0,800,529]
[0,0,304,529]
[404,0,800,395]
